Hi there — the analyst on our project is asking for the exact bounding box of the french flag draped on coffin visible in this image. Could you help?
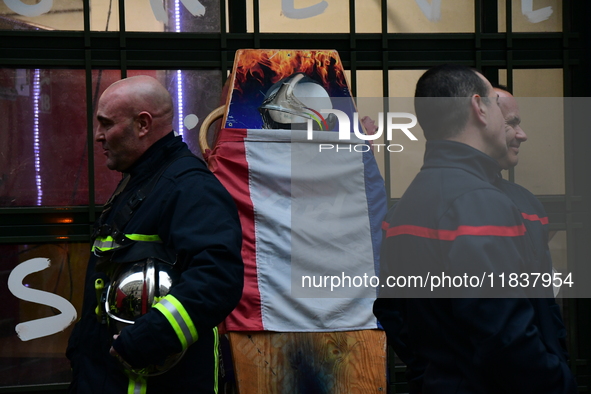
[203,49,387,332]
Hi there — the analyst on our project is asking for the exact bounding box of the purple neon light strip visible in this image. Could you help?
[33,69,43,206]
[175,0,184,136]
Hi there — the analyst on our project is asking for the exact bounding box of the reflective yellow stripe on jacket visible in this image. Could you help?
[126,372,147,394]
[154,294,198,350]
[213,326,219,394]
[91,234,162,253]
[125,326,217,393]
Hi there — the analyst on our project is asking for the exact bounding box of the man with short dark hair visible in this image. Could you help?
[414,64,492,141]
[374,65,576,393]
[67,75,244,393]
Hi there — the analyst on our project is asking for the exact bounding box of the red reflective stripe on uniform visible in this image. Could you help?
[385,224,527,240]
[521,212,549,225]
[382,221,389,231]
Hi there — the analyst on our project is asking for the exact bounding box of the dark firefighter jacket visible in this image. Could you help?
[67,132,244,393]
[374,140,576,394]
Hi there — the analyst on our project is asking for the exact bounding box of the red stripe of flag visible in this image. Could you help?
[521,212,549,225]
[384,223,526,240]
[208,128,264,331]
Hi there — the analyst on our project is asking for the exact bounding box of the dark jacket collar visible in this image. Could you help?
[422,140,501,184]
[125,131,183,179]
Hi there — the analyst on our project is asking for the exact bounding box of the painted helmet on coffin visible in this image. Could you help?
[259,72,337,131]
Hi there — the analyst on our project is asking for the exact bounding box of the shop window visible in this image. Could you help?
[0,68,223,207]
[351,70,427,199]
[343,70,428,198]
[0,68,92,207]
[247,0,349,33]
[386,0,474,33]
[123,0,220,33]
[498,0,562,33]
[0,0,221,33]
[0,242,88,387]
[0,0,83,31]
[246,0,474,34]
[89,0,119,31]
[383,70,425,198]
[499,69,565,195]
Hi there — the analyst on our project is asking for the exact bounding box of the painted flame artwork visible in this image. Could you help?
[232,49,348,96]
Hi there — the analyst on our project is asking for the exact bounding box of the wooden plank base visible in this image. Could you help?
[228,330,386,394]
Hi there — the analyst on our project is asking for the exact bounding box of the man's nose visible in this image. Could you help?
[94,128,105,142]
[516,126,528,142]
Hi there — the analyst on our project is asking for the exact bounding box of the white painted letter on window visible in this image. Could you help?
[3,0,53,17]
[521,0,553,23]
[8,258,77,341]
[282,0,328,19]
[415,0,442,22]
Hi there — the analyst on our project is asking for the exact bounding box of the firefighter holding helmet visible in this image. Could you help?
[67,75,244,393]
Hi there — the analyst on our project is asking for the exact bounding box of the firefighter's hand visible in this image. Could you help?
[110,334,135,369]
[109,334,119,357]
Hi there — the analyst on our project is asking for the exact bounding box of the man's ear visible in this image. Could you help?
[470,94,487,126]
[136,111,152,137]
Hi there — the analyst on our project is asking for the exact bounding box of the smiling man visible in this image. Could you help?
[493,83,573,388]
[495,87,528,170]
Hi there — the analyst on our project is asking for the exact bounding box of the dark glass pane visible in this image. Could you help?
[0,69,90,206]
[0,242,88,387]
[124,0,220,33]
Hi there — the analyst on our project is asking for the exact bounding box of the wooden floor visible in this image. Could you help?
[228,330,386,394]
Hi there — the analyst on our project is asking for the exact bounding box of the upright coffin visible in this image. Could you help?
[200,49,388,393]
